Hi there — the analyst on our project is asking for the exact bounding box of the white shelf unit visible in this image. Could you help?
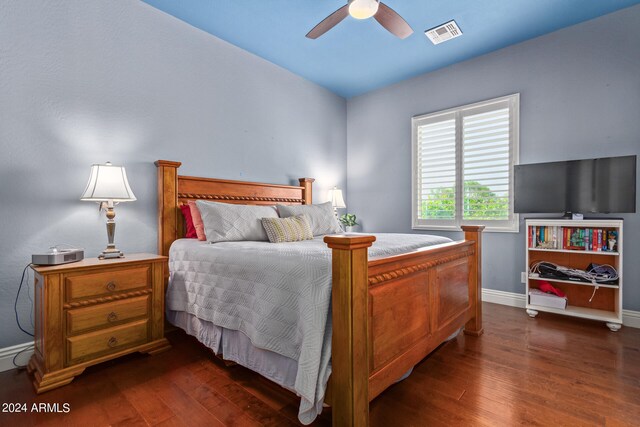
[525,219,623,331]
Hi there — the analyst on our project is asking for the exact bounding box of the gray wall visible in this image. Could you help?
[0,1,346,348]
[347,6,640,309]
[1,1,638,350]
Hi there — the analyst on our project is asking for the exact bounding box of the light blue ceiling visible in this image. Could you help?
[143,0,640,98]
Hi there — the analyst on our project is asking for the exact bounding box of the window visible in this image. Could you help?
[412,94,519,232]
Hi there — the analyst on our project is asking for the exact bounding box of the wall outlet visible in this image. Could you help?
[521,272,527,284]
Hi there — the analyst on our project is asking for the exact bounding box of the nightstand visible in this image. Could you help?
[27,253,171,393]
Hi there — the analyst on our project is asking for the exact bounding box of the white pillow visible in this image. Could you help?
[276,202,342,236]
[196,200,278,243]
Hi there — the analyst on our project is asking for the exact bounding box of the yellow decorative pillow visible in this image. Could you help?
[261,215,314,243]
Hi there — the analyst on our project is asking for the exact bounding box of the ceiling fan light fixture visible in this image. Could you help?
[348,0,379,20]
[306,0,411,40]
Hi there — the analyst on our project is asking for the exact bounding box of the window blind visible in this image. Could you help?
[417,117,456,219]
[462,107,510,220]
[412,94,519,232]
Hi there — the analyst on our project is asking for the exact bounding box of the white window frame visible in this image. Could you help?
[412,94,520,233]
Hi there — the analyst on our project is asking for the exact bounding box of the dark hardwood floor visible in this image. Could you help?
[1,303,639,426]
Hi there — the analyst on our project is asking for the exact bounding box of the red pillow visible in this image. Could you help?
[188,200,206,241]
[180,204,197,238]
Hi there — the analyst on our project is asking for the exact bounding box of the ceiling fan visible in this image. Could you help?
[306,0,414,40]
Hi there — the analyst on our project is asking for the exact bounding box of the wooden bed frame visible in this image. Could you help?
[156,160,483,426]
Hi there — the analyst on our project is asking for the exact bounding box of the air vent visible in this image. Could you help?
[425,20,462,45]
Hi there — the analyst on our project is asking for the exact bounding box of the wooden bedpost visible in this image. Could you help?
[461,225,484,337]
[155,160,181,258]
[324,234,376,427]
[298,178,314,204]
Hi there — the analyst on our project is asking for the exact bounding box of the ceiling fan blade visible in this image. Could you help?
[306,5,350,39]
[374,2,414,39]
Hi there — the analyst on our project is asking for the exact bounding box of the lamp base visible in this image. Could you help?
[99,247,124,259]
[100,208,125,259]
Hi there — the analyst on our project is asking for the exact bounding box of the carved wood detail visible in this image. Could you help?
[63,289,153,309]
[177,193,304,203]
[368,249,475,285]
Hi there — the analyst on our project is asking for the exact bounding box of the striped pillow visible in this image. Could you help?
[261,215,313,243]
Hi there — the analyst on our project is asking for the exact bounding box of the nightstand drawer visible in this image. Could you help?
[66,295,150,335]
[65,266,150,301]
[66,319,149,364]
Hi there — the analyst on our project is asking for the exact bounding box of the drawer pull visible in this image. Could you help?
[107,337,118,348]
[107,312,118,322]
[106,281,117,292]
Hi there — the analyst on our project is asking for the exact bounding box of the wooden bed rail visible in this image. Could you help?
[462,225,484,336]
[156,160,182,259]
[324,235,377,427]
[325,226,483,427]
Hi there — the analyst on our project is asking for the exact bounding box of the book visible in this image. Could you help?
[530,226,535,248]
[597,229,602,251]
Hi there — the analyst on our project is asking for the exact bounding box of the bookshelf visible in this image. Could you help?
[525,218,623,331]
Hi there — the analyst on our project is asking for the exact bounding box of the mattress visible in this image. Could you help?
[167,233,452,424]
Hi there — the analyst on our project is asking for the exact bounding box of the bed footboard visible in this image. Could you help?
[324,226,483,427]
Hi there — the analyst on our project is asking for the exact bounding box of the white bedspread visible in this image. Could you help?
[167,233,452,424]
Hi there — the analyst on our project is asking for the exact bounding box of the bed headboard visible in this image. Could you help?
[155,160,314,258]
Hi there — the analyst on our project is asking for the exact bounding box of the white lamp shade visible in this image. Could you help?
[348,0,379,19]
[328,187,346,209]
[80,162,136,202]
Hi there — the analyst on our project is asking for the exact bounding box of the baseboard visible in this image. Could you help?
[482,288,526,308]
[622,309,640,329]
[482,288,640,329]
[0,342,33,373]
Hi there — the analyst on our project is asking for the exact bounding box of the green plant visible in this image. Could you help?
[420,181,509,220]
[339,213,359,227]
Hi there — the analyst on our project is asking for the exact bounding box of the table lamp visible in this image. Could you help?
[80,161,136,259]
[328,187,346,217]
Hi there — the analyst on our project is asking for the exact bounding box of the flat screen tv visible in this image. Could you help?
[514,155,636,215]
